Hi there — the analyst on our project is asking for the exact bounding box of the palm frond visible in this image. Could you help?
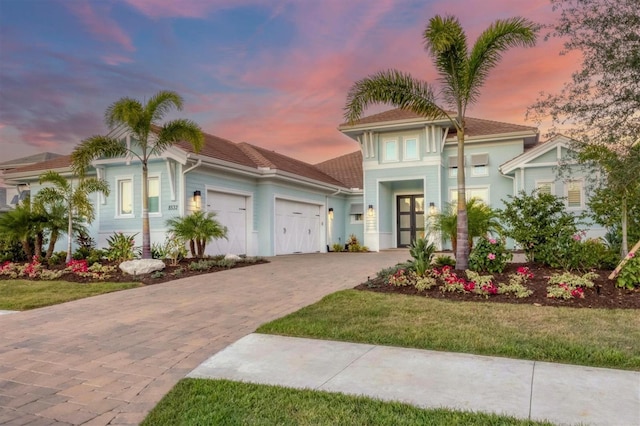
[106,97,143,129]
[39,170,70,191]
[344,69,442,125]
[72,136,128,176]
[151,118,204,156]
[146,90,183,125]
[466,17,538,104]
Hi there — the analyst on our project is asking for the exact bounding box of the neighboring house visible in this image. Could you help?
[0,152,62,212]
[337,109,603,251]
[2,109,601,256]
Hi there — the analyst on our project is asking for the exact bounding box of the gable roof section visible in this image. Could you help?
[315,150,363,189]
[499,135,573,175]
[339,108,537,138]
[4,154,73,177]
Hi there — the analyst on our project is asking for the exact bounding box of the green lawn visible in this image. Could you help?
[143,378,551,426]
[257,290,640,370]
[0,279,142,310]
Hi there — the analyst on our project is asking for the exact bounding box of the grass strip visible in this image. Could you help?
[143,378,551,425]
[257,290,640,370]
[0,280,142,310]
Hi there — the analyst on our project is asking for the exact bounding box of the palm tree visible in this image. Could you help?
[72,90,204,258]
[36,171,109,263]
[0,200,41,261]
[166,211,227,258]
[344,15,537,269]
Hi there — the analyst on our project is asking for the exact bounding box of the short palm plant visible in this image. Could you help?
[431,198,502,252]
[166,211,227,258]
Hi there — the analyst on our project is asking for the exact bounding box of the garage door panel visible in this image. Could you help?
[206,191,247,256]
[275,199,321,255]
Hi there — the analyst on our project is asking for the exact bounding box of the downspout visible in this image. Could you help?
[181,158,202,216]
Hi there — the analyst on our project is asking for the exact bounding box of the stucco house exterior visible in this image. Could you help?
[2,108,602,256]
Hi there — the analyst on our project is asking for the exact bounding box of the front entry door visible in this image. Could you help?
[397,195,425,247]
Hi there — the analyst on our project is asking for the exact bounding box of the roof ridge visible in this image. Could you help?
[236,142,274,168]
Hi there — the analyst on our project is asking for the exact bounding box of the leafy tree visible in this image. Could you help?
[0,200,43,261]
[431,198,503,253]
[35,171,109,263]
[166,211,227,258]
[72,90,204,259]
[528,0,640,256]
[344,15,537,269]
[500,190,579,263]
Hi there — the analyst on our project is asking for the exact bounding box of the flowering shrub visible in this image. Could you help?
[22,257,43,278]
[414,275,437,291]
[66,259,88,273]
[436,267,467,293]
[466,270,498,297]
[617,252,640,289]
[76,263,116,280]
[468,237,512,273]
[388,269,416,287]
[546,271,597,299]
[498,267,534,298]
[39,269,65,280]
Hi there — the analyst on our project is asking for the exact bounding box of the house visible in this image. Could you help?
[0,152,62,212]
[2,109,602,256]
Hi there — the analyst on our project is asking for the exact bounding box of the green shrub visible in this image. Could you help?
[48,251,68,266]
[468,237,512,273]
[331,243,344,252]
[409,237,436,276]
[105,232,139,263]
[617,253,640,289]
[433,255,456,268]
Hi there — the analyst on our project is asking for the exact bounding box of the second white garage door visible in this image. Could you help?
[206,191,247,256]
[275,199,321,255]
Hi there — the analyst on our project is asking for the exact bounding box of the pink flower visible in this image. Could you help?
[489,238,497,244]
[572,234,581,241]
[628,252,635,258]
[487,253,496,260]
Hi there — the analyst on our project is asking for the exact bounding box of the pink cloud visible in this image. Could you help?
[122,0,251,19]
[66,1,135,52]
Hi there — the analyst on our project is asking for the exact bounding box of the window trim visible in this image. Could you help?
[383,138,399,162]
[403,136,419,161]
[565,179,584,209]
[116,175,134,218]
[535,180,555,196]
[449,186,490,206]
[470,153,489,177]
[147,174,162,217]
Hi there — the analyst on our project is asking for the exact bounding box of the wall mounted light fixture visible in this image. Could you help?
[367,204,374,217]
[193,190,202,210]
[429,202,436,215]
[328,207,334,220]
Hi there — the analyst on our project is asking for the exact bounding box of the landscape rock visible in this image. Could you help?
[224,254,242,261]
[119,259,166,275]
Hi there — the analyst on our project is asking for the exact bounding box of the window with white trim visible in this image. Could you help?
[404,137,419,160]
[536,181,555,196]
[448,156,458,177]
[117,178,133,217]
[350,203,364,224]
[450,187,490,206]
[566,180,583,208]
[384,140,398,162]
[148,176,160,214]
[471,153,489,176]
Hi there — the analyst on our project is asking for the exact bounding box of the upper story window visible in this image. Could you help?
[448,156,459,177]
[383,139,399,162]
[148,176,160,214]
[350,203,364,224]
[117,177,133,217]
[404,137,419,161]
[566,180,583,209]
[536,181,555,196]
[450,187,490,206]
[471,153,489,176]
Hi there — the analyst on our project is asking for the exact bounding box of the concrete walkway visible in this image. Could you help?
[0,251,410,425]
[190,333,640,426]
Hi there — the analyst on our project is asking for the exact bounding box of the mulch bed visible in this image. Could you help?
[355,263,640,309]
[1,258,270,286]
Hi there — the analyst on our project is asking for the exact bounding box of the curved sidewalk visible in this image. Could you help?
[190,333,640,426]
[0,251,410,425]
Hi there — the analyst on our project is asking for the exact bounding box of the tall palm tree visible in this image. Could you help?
[36,171,110,263]
[344,15,537,269]
[72,90,204,259]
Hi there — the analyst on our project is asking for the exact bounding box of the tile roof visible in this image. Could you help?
[0,152,62,169]
[4,154,73,175]
[315,151,363,189]
[176,133,256,168]
[341,108,537,137]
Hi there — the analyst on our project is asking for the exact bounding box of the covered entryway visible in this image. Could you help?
[397,195,425,247]
[206,191,248,255]
[275,199,322,255]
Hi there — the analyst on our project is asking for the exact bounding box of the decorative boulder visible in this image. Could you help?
[224,254,242,261]
[119,259,166,275]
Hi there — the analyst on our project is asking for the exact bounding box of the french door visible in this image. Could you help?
[397,195,425,247]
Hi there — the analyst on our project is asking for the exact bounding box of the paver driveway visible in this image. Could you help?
[0,251,409,425]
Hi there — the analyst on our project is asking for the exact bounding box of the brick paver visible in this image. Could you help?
[0,251,409,425]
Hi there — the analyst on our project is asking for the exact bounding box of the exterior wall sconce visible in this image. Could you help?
[429,202,436,215]
[367,204,374,217]
[328,207,334,220]
[193,190,202,210]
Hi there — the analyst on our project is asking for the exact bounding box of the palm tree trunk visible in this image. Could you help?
[189,239,196,258]
[141,163,151,259]
[22,239,33,262]
[35,232,44,261]
[66,202,73,264]
[621,196,628,257]
[46,229,59,261]
[455,124,469,270]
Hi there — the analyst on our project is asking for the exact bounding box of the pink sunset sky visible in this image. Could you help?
[0,0,578,164]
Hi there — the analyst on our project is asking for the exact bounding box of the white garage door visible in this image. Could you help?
[206,191,247,256]
[275,199,321,255]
